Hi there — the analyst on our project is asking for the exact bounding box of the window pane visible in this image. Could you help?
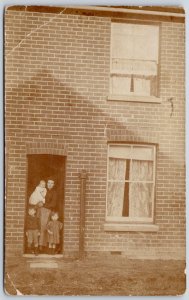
[107,182,125,217]
[132,146,154,161]
[108,158,127,180]
[131,160,153,181]
[112,34,134,59]
[129,183,153,217]
[133,28,159,61]
[109,145,131,159]
[133,78,151,96]
[111,23,159,61]
[111,76,131,95]
[111,74,157,97]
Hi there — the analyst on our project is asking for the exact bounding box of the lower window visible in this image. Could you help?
[106,143,156,223]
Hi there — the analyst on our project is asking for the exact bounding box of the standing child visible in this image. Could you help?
[47,212,63,254]
[29,180,47,206]
[25,207,40,255]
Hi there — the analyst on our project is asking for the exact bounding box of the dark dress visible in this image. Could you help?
[47,220,63,244]
[44,188,57,211]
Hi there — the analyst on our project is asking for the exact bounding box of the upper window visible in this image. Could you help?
[109,22,160,101]
[106,144,156,223]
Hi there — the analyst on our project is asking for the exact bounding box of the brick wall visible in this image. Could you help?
[5,8,185,259]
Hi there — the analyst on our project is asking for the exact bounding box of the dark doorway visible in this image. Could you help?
[24,154,66,254]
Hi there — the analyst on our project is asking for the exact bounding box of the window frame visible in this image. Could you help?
[106,142,157,224]
[108,20,162,103]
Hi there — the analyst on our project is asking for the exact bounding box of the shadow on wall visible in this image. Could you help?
[6,67,168,140]
[6,67,185,252]
[6,66,185,200]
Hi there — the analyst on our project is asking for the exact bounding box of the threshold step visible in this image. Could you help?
[23,254,63,258]
[29,262,58,269]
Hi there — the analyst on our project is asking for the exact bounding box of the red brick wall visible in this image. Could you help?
[5,8,185,259]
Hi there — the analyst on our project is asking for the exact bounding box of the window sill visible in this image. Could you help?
[107,94,162,103]
[104,223,159,232]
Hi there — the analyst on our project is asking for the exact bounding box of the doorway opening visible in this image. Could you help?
[24,154,66,255]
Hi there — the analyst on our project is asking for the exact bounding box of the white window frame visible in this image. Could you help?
[108,21,161,103]
[106,143,157,224]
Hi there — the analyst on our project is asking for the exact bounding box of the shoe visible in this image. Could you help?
[47,248,52,255]
[44,246,49,254]
[39,246,47,254]
[26,247,32,254]
[34,247,39,256]
[55,246,61,254]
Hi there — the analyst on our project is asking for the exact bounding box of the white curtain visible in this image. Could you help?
[132,160,153,181]
[107,159,126,216]
[107,158,153,218]
[129,160,153,217]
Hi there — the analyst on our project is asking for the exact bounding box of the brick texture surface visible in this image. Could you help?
[5,9,185,259]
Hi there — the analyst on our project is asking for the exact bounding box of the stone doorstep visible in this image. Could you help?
[24,254,63,269]
[29,262,59,269]
[23,254,63,259]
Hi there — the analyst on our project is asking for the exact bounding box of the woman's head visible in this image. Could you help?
[47,179,55,190]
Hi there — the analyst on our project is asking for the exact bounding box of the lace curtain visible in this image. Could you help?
[107,158,126,217]
[107,158,153,218]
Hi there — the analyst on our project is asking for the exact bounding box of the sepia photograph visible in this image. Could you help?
[4,4,186,296]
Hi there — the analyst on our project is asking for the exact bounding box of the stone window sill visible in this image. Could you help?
[107,94,162,104]
[104,223,159,232]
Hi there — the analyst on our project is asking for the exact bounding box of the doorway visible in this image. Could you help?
[24,154,66,254]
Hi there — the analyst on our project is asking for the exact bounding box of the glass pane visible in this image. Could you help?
[109,145,131,159]
[133,25,159,62]
[111,76,131,95]
[131,160,153,181]
[112,34,134,59]
[129,183,153,217]
[108,158,127,180]
[111,74,157,97]
[107,182,125,217]
[132,146,154,161]
[111,23,159,62]
[133,78,151,96]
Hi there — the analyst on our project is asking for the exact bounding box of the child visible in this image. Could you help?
[29,180,47,206]
[47,212,63,254]
[25,207,40,255]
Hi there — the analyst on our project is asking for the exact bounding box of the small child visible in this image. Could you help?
[25,207,40,255]
[47,212,63,255]
[29,180,47,206]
